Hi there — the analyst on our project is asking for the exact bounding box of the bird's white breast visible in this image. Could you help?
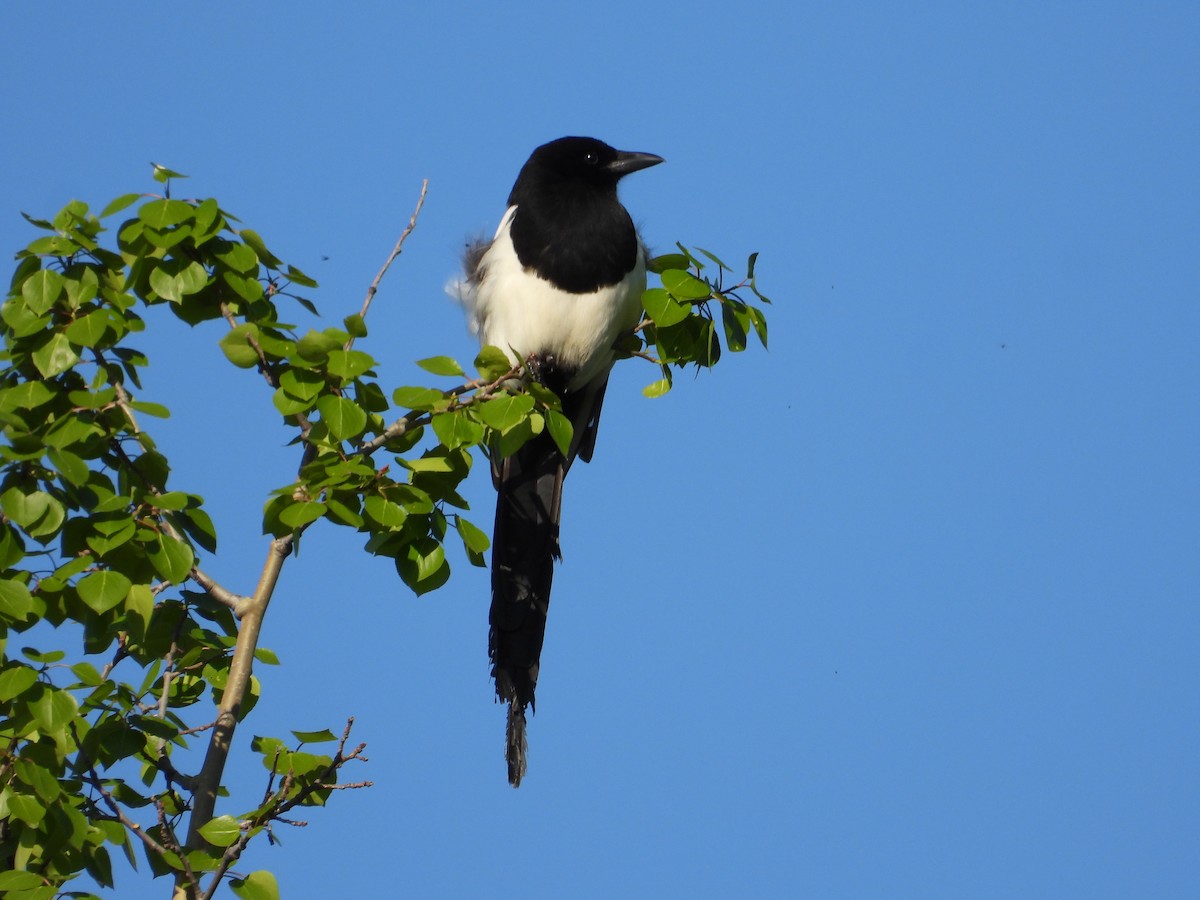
[470,207,645,391]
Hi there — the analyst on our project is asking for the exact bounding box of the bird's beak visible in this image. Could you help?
[608,150,664,176]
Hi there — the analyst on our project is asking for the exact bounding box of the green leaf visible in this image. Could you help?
[272,388,314,416]
[176,506,218,553]
[364,495,407,530]
[151,491,189,511]
[146,532,195,583]
[416,355,465,377]
[199,815,242,849]
[476,393,535,432]
[295,329,342,363]
[11,489,65,540]
[285,264,318,288]
[239,229,282,268]
[0,664,39,701]
[151,163,189,182]
[660,269,712,301]
[648,252,691,274]
[695,246,732,270]
[0,578,34,621]
[456,516,490,554]
[643,378,672,398]
[0,871,47,891]
[475,345,515,381]
[32,332,81,378]
[20,210,54,230]
[317,395,368,441]
[22,647,66,664]
[192,197,221,240]
[546,409,574,457]
[495,414,538,458]
[87,515,137,557]
[76,570,132,614]
[2,296,49,338]
[47,446,91,486]
[325,349,375,383]
[1,488,47,529]
[63,262,101,306]
[143,222,192,250]
[431,408,486,449]
[71,660,103,687]
[254,328,297,358]
[279,367,325,401]
[131,400,171,418]
[747,304,769,348]
[222,269,264,302]
[28,683,78,735]
[293,295,320,316]
[292,728,337,743]
[397,538,449,596]
[721,301,748,352]
[343,313,367,337]
[393,385,447,411]
[5,792,46,826]
[256,647,281,665]
[525,381,562,411]
[0,380,55,412]
[138,198,194,229]
[215,241,259,274]
[100,193,142,218]
[230,870,280,900]
[0,526,25,569]
[124,583,154,640]
[64,308,113,347]
[324,494,364,528]
[278,500,326,529]
[22,268,66,314]
[149,259,208,302]
[642,287,690,327]
[219,323,262,368]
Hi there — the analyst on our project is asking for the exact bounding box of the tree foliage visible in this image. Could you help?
[0,167,768,898]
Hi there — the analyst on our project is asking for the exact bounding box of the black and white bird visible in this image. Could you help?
[453,136,663,786]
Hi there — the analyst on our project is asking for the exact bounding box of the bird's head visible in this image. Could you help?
[512,136,663,199]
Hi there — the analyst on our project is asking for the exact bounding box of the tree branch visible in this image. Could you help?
[347,179,429,350]
[175,536,292,899]
[188,566,251,615]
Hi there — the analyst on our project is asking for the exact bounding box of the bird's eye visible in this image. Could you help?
[583,152,600,165]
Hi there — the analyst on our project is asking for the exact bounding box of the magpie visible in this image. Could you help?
[454,136,663,786]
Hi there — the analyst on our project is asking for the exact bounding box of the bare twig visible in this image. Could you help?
[197,718,371,899]
[177,719,219,738]
[628,348,662,364]
[347,179,429,350]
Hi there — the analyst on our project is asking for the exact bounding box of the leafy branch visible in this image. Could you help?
[0,166,768,900]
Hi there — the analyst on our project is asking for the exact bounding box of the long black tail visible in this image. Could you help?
[489,426,565,787]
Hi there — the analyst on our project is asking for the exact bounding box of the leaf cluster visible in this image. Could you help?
[0,169,769,898]
[636,245,770,397]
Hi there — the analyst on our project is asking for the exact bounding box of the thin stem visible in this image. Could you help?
[347,179,429,351]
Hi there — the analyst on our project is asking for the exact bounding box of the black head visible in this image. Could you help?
[504,137,662,293]
[508,136,663,204]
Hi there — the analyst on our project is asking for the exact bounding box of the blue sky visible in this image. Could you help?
[3,2,1198,897]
